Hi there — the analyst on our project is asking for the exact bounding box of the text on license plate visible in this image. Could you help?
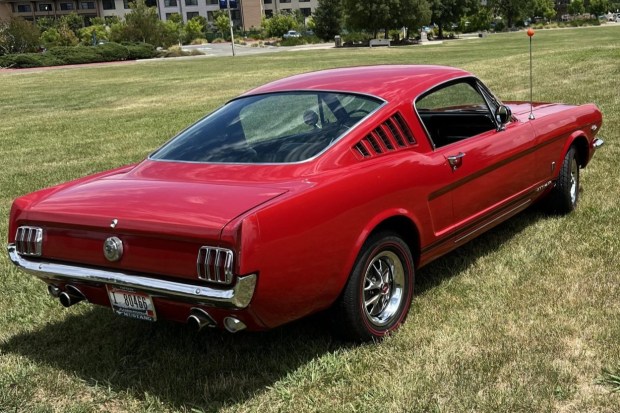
[107,286,157,322]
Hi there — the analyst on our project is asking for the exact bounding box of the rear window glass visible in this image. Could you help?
[150,92,383,164]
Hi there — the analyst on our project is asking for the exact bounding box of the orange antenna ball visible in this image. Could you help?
[527,28,535,37]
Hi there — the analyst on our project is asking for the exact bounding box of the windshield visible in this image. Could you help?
[150,91,383,164]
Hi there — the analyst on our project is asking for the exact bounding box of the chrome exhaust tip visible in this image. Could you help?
[58,285,85,308]
[187,308,216,332]
[223,316,247,333]
[47,284,61,298]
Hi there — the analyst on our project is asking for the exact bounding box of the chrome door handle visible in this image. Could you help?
[447,152,465,170]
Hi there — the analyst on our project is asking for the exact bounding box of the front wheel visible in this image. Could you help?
[544,146,580,214]
[332,232,415,341]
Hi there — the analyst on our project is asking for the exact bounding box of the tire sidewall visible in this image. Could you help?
[355,235,415,338]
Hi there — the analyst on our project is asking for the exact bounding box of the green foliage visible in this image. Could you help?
[40,28,61,48]
[36,17,56,32]
[124,42,157,59]
[567,0,585,15]
[466,6,493,31]
[0,52,60,68]
[530,0,556,20]
[182,17,204,45]
[343,0,431,38]
[490,0,529,27]
[161,19,182,47]
[90,17,106,26]
[313,0,343,41]
[430,0,478,37]
[78,25,109,46]
[94,42,130,61]
[0,18,41,56]
[262,12,299,37]
[60,12,85,34]
[588,0,610,16]
[214,10,231,38]
[598,366,620,392]
[47,45,102,64]
[124,0,161,44]
[280,37,306,46]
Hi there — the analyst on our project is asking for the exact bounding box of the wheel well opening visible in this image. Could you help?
[572,136,589,167]
[370,216,420,267]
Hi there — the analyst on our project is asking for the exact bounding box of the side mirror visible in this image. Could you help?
[495,105,512,130]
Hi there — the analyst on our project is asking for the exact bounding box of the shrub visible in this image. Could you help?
[211,37,226,43]
[0,53,61,68]
[93,42,130,61]
[47,46,103,64]
[342,31,372,46]
[125,42,157,59]
[191,38,208,45]
[280,37,305,46]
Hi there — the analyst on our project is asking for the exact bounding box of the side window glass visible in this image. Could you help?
[416,81,496,148]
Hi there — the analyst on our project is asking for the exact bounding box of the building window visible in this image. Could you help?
[123,0,130,8]
[300,7,311,16]
[230,9,240,19]
[16,4,32,12]
[164,0,177,6]
[264,9,273,17]
[38,3,53,11]
[60,2,74,10]
[185,0,198,5]
[102,0,115,9]
[80,2,96,9]
[207,10,215,20]
[187,11,199,19]
[207,0,218,4]
[263,0,272,3]
[299,0,310,2]
[279,0,291,3]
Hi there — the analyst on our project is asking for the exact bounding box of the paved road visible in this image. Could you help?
[181,42,335,58]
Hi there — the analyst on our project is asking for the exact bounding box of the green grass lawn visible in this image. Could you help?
[1,26,619,412]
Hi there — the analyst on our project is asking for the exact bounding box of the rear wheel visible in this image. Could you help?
[332,232,414,341]
[544,146,580,214]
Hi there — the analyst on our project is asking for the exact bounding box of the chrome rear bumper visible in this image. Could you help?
[7,244,256,309]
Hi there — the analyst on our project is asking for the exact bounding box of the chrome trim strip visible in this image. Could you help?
[7,244,256,309]
[593,138,604,150]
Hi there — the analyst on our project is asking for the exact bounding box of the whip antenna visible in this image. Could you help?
[527,28,535,120]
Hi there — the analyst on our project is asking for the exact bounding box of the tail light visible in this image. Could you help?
[196,246,234,285]
[15,226,43,257]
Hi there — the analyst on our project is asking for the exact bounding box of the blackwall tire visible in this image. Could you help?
[332,232,415,342]
[545,146,580,215]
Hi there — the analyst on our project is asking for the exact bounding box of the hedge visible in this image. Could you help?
[0,42,158,69]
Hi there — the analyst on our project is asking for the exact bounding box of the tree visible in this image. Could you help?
[430,0,478,38]
[397,0,432,38]
[261,12,298,37]
[214,10,230,38]
[530,0,556,20]
[567,0,585,15]
[342,0,393,38]
[0,18,40,55]
[313,0,343,41]
[182,17,204,44]
[588,0,610,16]
[60,12,85,35]
[78,24,108,45]
[124,0,161,44]
[491,0,529,28]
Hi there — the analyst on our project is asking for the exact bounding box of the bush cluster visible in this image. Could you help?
[0,42,157,68]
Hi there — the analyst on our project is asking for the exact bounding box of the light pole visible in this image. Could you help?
[225,0,235,57]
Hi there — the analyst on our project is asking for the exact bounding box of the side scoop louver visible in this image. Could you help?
[354,112,416,159]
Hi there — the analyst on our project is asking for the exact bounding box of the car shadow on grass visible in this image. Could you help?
[1,208,546,411]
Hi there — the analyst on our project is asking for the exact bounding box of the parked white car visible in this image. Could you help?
[283,30,301,39]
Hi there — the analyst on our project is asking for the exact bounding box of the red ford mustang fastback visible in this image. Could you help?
[7,65,603,341]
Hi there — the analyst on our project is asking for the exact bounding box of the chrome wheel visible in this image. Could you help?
[363,250,405,327]
[569,158,579,205]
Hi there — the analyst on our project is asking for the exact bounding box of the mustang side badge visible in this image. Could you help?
[103,236,124,262]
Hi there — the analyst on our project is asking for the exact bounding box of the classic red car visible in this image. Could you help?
[7,65,603,341]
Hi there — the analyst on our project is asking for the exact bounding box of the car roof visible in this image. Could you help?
[242,65,472,102]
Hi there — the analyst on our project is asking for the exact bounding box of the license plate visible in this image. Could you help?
[107,286,157,322]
